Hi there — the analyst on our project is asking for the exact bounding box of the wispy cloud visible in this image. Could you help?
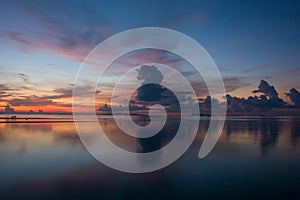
[1,82,99,109]
[2,1,111,61]
[18,73,30,84]
[244,64,275,73]
[190,76,251,97]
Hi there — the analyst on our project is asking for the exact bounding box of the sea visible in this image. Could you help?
[0,114,300,199]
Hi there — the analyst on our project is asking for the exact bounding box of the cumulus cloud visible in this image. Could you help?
[252,80,285,108]
[224,80,287,113]
[135,65,167,102]
[106,69,295,115]
[134,65,180,113]
[97,65,182,114]
[253,80,279,99]
[137,65,163,85]
[286,88,300,107]
[198,80,291,114]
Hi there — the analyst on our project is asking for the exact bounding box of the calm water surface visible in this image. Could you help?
[0,115,300,199]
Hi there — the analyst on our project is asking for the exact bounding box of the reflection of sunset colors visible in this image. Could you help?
[1,117,300,198]
[0,1,300,115]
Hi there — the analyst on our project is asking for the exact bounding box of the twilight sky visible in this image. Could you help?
[0,0,300,113]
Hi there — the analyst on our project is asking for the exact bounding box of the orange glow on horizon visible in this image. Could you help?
[0,105,72,113]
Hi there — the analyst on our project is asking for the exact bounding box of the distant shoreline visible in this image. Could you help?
[1,114,300,124]
[1,112,300,117]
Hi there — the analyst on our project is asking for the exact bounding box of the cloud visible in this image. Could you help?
[101,65,182,114]
[8,32,32,46]
[106,65,258,115]
[135,65,166,102]
[253,80,279,99]
[5,104,15,114]
[252,80,285,107]
[272,67,300,80]
[9,96,55,106]
[244,64,274,73]
[198,96,224,114]
[0,84,15,99]
[18,73,29,83]
[224,77,252,93]
[133,65,181,113]
[224,80,287,113]
[99,49,253,102]
[286,88,300,107]
[0,84,11,91]
[2,1,111,61]
[135,65,178,105]
[7,84,99,107]
[195,80,294,114]
[190,76,251,97]
[113,49,182,70]
[42,85,100,100]
[98,103,149,114]
[137,65,163,85]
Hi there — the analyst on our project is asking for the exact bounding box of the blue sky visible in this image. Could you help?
[0,0,300,112]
